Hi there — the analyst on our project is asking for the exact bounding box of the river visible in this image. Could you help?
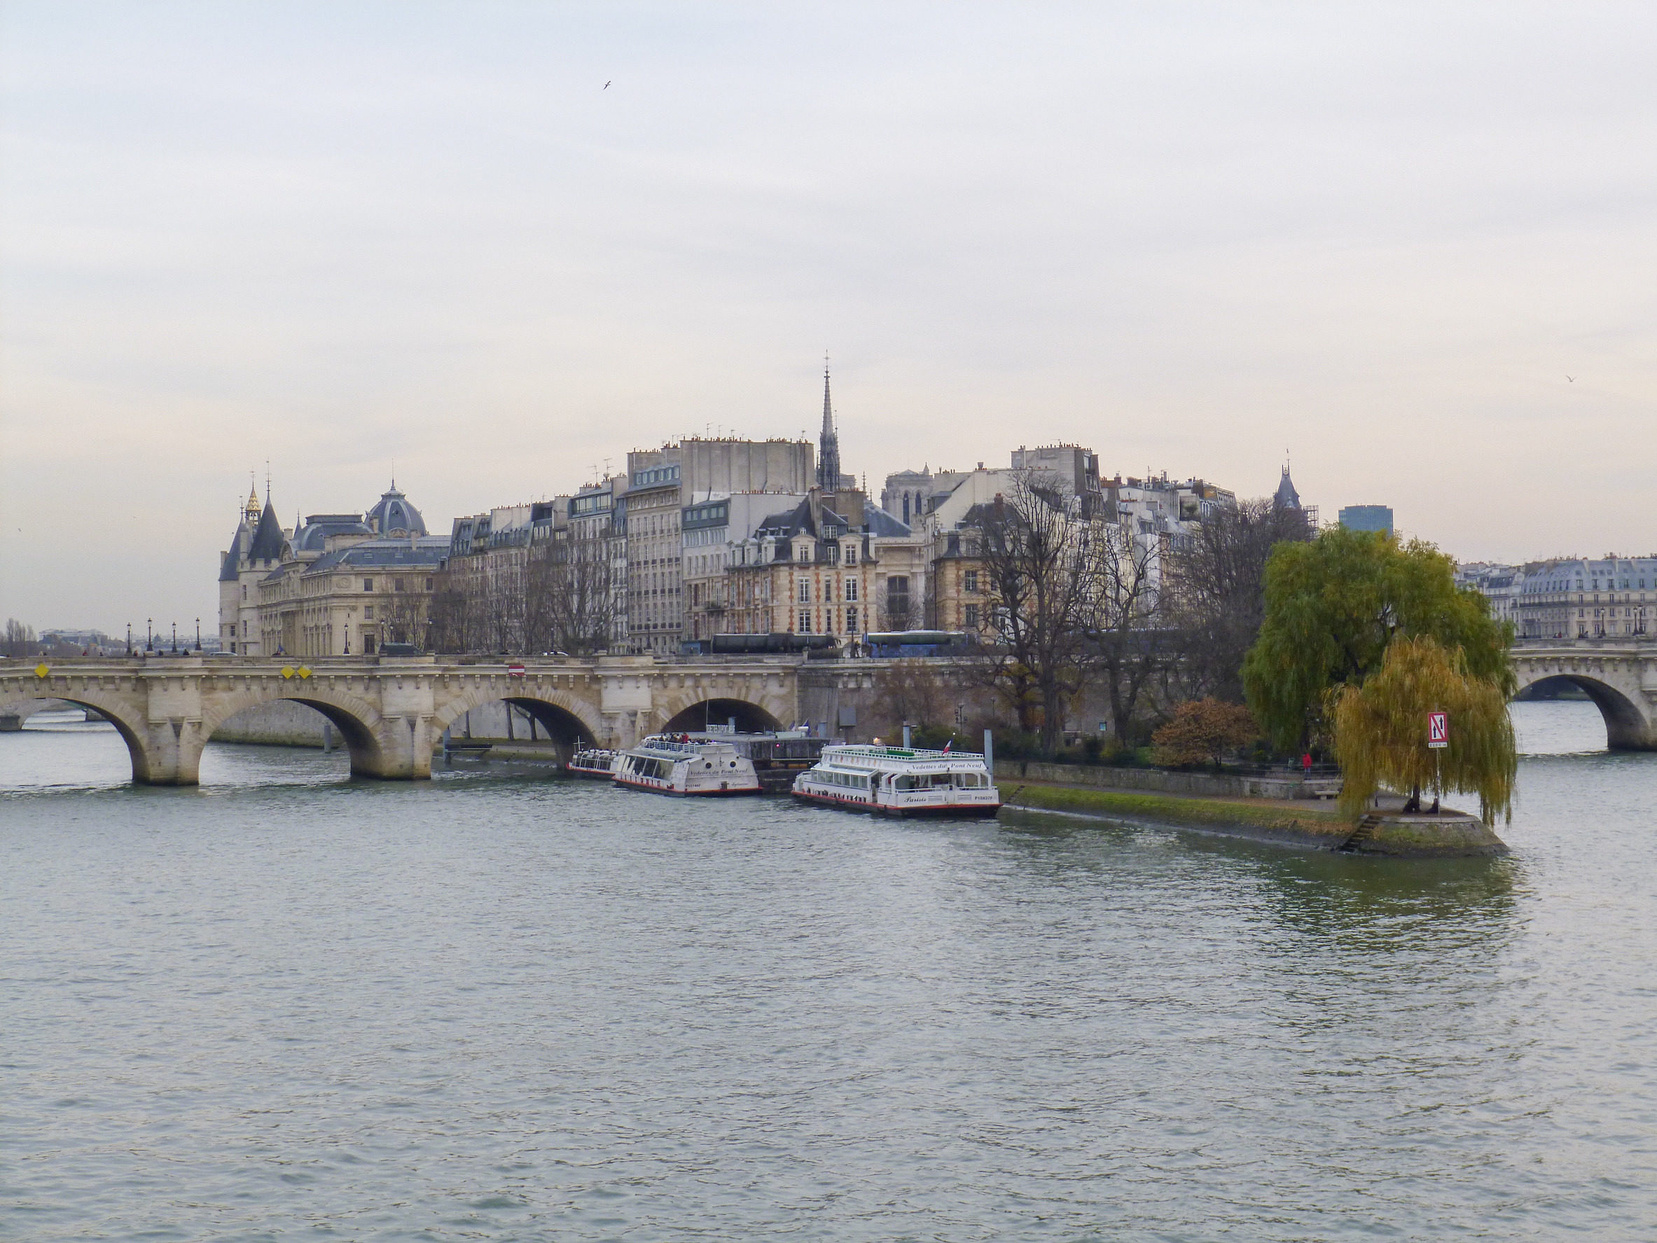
[3,701,1654,1240]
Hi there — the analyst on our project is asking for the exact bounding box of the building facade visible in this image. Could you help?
[219,482,447,658]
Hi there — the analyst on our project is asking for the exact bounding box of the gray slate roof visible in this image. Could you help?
[248,500,286,562]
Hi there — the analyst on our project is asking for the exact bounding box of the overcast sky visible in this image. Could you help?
[4,2,1656,632]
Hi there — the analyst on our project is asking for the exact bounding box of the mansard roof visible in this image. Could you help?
[302,536,450,575]
[292,514,371,554]
[862,501,911,539]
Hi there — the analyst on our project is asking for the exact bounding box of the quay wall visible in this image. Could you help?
[993,759,1341,801]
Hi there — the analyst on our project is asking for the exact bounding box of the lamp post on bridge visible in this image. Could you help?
[171,622,177,654]
[146,619,153,652]
[195,618,201,653]
[126,623,132,657]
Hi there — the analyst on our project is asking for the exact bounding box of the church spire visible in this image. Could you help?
[817,353,841,491]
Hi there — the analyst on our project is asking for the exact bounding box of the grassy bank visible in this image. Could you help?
[998,779,1356,848]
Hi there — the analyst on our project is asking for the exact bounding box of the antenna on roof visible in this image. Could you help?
[264,460,271,503]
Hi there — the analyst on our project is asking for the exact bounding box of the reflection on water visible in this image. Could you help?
[2,702,1654,1240]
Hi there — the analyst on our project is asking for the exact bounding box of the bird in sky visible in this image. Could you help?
[603,80,611,89]
[1566,375,1575,382]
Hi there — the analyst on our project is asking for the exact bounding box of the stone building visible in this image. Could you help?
[218,481,447,657]
[1505,557,1657,640]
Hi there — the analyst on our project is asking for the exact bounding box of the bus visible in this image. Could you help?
[860,630,974,658]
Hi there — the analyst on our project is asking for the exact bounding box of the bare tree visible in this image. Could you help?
[525,537,614,656]
[970,475,1096,755]
[869,659,950,737]
[1083,518,1174,744]
[1165,498,1313,702]
[2,619,38,658]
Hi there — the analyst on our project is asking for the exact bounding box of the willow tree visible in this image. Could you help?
[1243,527,1513,751]
[1333,634,1516,825]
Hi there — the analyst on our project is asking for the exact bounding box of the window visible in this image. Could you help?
[394,578,406,592]
[964,569,978,593]
[845,580,858,602]
[425,578,433,590]
[798,610,813,633]
[364,606,375,620]
[845,546,857,565]
[241,585,247,602]
[798,579,811,604]
[965,604,980,629]
[886,575,910,622]
[363,578,374,592]
[846,607,858,633]
[797,544,811,562]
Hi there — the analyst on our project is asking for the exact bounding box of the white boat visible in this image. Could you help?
[791,744,1001,817]
[613,735,761,796]
[566,747,616,779]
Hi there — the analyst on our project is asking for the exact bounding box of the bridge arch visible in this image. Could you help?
[658,695,785,735]
[430,686,603,757]
[200,686,389,782]
[1512,664,1657,751]
[0,690,159,783]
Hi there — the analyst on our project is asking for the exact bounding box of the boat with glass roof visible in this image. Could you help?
[566,747,616,779]
[613,735,761,796]
[791,744,1000,817]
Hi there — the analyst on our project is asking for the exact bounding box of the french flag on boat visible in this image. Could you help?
[942,739,952,753]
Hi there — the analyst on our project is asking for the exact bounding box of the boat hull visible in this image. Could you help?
[791,788,1000,817]
[614,774,760,796]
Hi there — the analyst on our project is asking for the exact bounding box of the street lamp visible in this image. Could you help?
[195,618,201,652]
[146,618,153,652]
[126,623,132,656]
[171,622,177,653]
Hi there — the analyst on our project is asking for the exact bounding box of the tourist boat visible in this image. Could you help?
[674,729,827,791]
[612,735,761,796]
[566,747,616,779]
[791,744,1001,817]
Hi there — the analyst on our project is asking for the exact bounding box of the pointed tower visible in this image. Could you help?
[817,360,841,492]
[1273,463,1301,511]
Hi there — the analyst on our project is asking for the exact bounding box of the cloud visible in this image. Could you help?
[4,2,1657,627]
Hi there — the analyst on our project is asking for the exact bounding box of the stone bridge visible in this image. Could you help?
[1511,641,1657,749]
[0,654,804,785]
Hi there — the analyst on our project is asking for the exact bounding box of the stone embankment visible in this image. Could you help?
[995,764,1508,858]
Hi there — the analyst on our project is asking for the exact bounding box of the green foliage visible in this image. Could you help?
[1333,634,1517,825]
[1152,699,1259,768]
[910,723,958,751]
[1242,527,1513,751]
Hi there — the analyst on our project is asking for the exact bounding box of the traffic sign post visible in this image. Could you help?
[1427,711,1448,813]
[1428,711,1448,749]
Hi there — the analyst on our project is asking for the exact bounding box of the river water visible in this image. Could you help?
[2,701,1654,1241]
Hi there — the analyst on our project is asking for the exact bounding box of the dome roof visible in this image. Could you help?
[366,483,426,537]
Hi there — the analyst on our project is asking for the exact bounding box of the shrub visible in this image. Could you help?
[1152,699,1259,768]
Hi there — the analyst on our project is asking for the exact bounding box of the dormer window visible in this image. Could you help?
[845,545,857,566]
